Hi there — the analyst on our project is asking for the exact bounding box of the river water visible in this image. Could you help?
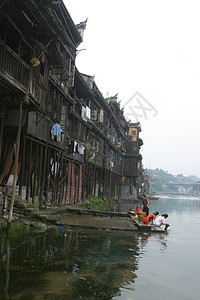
[0,196,200,299]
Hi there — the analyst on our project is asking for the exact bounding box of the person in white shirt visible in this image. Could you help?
[153,214,170,230]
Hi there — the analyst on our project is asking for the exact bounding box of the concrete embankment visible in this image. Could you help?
[1,205,138,233]
[31,206,137,231]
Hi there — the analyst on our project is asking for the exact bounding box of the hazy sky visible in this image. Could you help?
[65,0,200,177]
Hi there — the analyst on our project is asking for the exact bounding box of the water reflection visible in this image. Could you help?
[138,231,168,254]
[1,237,10,299]
[1,196,200,299]
[0,229,142,299]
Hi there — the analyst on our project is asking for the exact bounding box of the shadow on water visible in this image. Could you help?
[0,228,143,299]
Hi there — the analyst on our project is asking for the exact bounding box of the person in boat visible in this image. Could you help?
[153,214,170,230]
[139,194,149,216]
[143,211,159,224]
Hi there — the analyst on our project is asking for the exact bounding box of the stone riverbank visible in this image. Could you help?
[0,202,138,233]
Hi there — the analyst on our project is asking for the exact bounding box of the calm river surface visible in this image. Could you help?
[0,196,200,299]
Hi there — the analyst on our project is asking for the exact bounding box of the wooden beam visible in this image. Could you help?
[38,144,43,208]
[40,145,47,208]
[26,139,32,203]
[7,100,23,231]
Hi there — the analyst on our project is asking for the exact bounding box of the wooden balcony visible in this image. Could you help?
[0,39,29,94]
[0,39,49,109]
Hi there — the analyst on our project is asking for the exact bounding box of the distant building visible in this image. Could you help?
[121,123,143,198]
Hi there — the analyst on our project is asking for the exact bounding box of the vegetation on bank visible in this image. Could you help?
[0,220,30,235]
[0,194,119,235]
[81,196,118,211]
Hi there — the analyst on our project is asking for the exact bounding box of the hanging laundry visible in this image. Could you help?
[86,106,91,119]
[78,144,85,155]
[89,152,95,159]
[57,133,61,142]
[74,141,78,152]
[81,107,87,121]
[51,123,61,135]
[51,123,62,142]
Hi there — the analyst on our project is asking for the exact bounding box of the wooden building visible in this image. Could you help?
[0,0,144,212]
[122,122,143,198]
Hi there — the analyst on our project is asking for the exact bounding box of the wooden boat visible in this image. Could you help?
[148,196,160,200]
[132,217,167,232]
[146,193,160,200]
[129,212,168,233]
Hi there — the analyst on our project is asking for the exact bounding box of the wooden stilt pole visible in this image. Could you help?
[33,142,39,200]
[40,145,47,208]
[59,155,64,205]
[18,135,26,196]
[26,139,32,203]
[38,144,43,209]
[0,107,5,164]
[7,101,23,232]
[44,147,50,207]
[52,149,57,205]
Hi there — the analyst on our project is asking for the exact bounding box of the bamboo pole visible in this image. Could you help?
[7,101,23,232]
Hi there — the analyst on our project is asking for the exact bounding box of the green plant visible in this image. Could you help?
[0,223,6,232]
[9,221,30,234]
[81,196,117,211]
[54,227,60,236]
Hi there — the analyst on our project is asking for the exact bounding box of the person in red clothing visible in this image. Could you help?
[139,194,149,216]
[143,211,159,224]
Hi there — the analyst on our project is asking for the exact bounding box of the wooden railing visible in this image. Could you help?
[0,40,48,106]
[0,39,30,88]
